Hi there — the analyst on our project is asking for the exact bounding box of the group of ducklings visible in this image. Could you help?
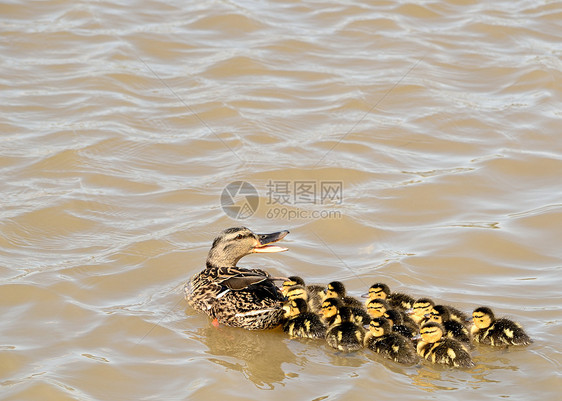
[280,277,533,368]
[186,227,533,370]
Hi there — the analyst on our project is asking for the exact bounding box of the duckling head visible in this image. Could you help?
[419,322,445,344]
[289,298,308,317]
[325,281,346,299]
[286,285,309,303]
[425,305,451,324]
[472,306,494,330]
[365,283,390,300]
[321,297,343,320]
[369,317,392,338]
[206,227,289,267]
[407,298,435,324]
[366,298,390,318]
[281,276,305,295]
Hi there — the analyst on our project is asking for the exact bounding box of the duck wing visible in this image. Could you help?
[222,275,269,290]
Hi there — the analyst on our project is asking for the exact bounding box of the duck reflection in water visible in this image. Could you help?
[193,323,297,389]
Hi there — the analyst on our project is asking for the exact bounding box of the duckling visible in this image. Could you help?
[184,227,289,330]
[407,298,435,325]
[325,281,364,310]
[364,282,415,311]
[320,297,344,327]
[408,298,469,327]
[471,306,532,347]
[364,317,418,365]
[416,322,474,368]
[425,305,471,345]
[282,276,323,313]
[325,306,366,352]
[283,298,327,339]
[366,298,391,319]
[282,276,325,299]
[320,295,370,327]
[384,309,418,339]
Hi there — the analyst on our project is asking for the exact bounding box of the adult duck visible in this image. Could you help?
[184,227,289,330]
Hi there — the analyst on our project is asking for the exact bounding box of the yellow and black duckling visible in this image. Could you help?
[407,298,435,325]
[384,309,418,339]
[366,298,391,319]
[325,281,365,310]
[425,305,471,345]
[324,281,371,325]
[416,322,474,369]
[184,227,289,330]
[364,282,415,311]
[282,276,323,313]
[282,276,325,299]
[325,306,366,352]
[321,296,369,328]
[364,317,418,365]
[471,306,533,347]
[320,297,344,327]
[283,298,327,339]
[408,298,469,327]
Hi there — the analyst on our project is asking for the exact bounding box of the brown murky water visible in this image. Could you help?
[1,0,561,399]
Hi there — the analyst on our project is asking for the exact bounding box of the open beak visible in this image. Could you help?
[253,230,289,253]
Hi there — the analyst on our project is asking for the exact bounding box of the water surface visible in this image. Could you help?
[1,0,561,400]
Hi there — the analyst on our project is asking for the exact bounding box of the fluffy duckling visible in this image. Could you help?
[384,309,418,339]
[471,307,532,347]
[325,281,365,309]
[320,296,369,327]
[426,305,471,345]
[416,322,474,369]
[285,284,322,314]
[366,298,391,319]
[408,298,469,327]
[364,317,418,365]
[364,282,415,311]
[282,276,324,313]
[407,298,435,325]
[325,306,366,352]
[283,298,327,339]
[320,297,344,327]
[185,227,289,330]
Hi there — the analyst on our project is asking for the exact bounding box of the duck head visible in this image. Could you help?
[369,317,392,338]
[425,305,450,324]
[281,276,305,296]
[362,282,390,300]
[320,297,343,320]
[366,298,390,318]
[206,226,289,267]
[472,306,494,330]
[418,321,445,343]
[406,298,435,324]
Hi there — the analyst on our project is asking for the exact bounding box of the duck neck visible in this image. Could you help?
[206,247,245,268]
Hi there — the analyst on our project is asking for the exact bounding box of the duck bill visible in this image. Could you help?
[253,230,290,253]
